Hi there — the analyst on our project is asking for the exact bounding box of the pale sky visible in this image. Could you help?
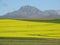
[0,0,60,16]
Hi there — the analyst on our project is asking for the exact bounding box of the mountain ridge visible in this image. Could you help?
[0,6,60,18]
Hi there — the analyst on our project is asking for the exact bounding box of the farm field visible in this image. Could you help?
[0,19,60,39]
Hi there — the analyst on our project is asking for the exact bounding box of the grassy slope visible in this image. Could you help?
[0,19,60,39]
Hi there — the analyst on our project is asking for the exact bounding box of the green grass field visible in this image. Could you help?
[0,19,60,39]
[0,38,60,45]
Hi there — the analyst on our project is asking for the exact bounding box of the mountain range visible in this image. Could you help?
[0,6,60,18]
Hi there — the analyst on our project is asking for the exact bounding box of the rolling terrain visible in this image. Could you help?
[0,18,60,45]
[0,19,60,39]
[0,4,60,45]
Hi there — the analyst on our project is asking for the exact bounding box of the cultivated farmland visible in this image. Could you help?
[0,19,60,39]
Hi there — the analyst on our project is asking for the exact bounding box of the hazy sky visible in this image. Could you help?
[0,0,60,16]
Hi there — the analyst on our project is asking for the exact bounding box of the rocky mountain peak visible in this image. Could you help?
[1,5,60,18]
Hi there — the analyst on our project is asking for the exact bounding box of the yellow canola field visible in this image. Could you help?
[0,19,60,39]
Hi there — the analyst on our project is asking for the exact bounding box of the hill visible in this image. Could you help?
[0,19,60,39]
[1,6,60,18]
